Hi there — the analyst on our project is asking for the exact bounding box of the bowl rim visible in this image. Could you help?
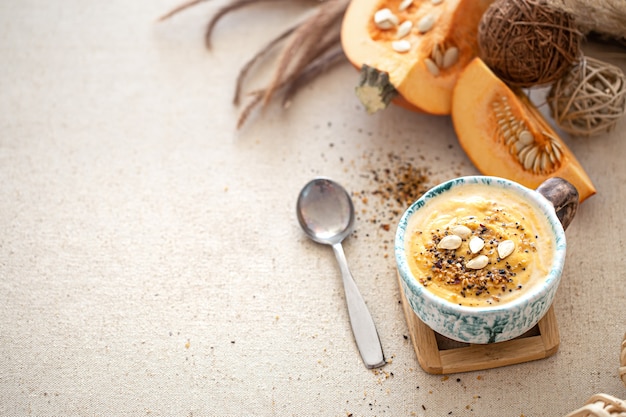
[395,175,567,315]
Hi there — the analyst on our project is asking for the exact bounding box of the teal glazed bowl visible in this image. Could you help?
[395,176,578,344]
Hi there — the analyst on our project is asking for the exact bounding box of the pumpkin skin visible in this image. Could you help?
[451,58,596,202]
[341,0,494,115]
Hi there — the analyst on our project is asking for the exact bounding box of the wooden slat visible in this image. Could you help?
[538,306,560,356]
[399,281,442,373]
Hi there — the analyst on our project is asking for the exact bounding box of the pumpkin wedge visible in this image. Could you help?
[341,0,493,115]
[451,58,596,202]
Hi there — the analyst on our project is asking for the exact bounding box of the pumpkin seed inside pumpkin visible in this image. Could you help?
[398,0,413,11]
[417,13,436,33]
[374,8,399,29]
[396,20,413,39]
[442,46,459,69]
[492,97,564,175]
[432,44,443,67]
[424,57,440,76]
[392,39,411,53]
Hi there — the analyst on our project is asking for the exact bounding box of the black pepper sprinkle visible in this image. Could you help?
[357,153,432,234]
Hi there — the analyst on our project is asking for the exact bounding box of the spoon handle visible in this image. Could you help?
[332,243,385,369]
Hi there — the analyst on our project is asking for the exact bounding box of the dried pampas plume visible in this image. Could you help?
[159,0,349,128]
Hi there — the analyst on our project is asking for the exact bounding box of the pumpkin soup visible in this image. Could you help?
[404,182,555,307]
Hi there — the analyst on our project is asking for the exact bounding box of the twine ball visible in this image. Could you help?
[619,334,626,385]
[547,56,626,137]
[564,394,626,417]
[478,0,582,88]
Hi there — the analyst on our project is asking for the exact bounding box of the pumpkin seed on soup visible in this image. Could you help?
[437,234,462,249]
[469,236,485,253]
[451,225,471,239]
[466,255,488,269]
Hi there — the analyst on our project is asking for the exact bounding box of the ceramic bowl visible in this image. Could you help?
[395,176,576,344]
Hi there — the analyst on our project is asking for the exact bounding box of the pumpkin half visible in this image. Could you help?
[341,0,493,115]
[451,58,596,202]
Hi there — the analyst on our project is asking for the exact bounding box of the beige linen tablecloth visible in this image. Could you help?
[1,1,625,415]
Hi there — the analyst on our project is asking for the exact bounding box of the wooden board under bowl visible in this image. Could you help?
[397,272,560,374]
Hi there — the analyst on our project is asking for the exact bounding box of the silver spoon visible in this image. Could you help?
[296,177,385,369]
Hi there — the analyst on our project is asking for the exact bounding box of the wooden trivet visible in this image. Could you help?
[398,273,560,374]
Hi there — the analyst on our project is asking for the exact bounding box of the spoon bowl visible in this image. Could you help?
[296,178,385,369]
[297,178,354,245]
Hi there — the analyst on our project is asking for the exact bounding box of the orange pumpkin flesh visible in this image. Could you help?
[342,0,493,115]
[451,58,596,202]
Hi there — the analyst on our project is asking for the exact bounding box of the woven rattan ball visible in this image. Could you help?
[564,394,626,417]
[478,0,582,88]
[547,56,626,137]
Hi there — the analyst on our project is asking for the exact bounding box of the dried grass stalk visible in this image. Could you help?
[160,0,349,128]
[237,43,345,128]
[158,0,206,22]
[233,25,296,106]
[259,0,348,105]
[202,0,296,49]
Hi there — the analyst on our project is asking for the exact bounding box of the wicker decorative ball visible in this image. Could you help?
[564,394,626,417]
[547,56,626,137]
[478,0,582,88]
[619,334,626,385]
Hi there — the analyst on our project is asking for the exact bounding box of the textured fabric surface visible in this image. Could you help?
[1,1,625,416]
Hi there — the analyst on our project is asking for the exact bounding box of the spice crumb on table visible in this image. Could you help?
[350,152,434,236]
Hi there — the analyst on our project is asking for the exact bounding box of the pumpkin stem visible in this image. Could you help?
[355,64,398,114]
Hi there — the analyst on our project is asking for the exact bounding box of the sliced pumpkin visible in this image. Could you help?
[341,0,494,115]
[451,58,596,202]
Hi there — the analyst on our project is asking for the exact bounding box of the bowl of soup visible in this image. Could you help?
[395,176,578,344]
